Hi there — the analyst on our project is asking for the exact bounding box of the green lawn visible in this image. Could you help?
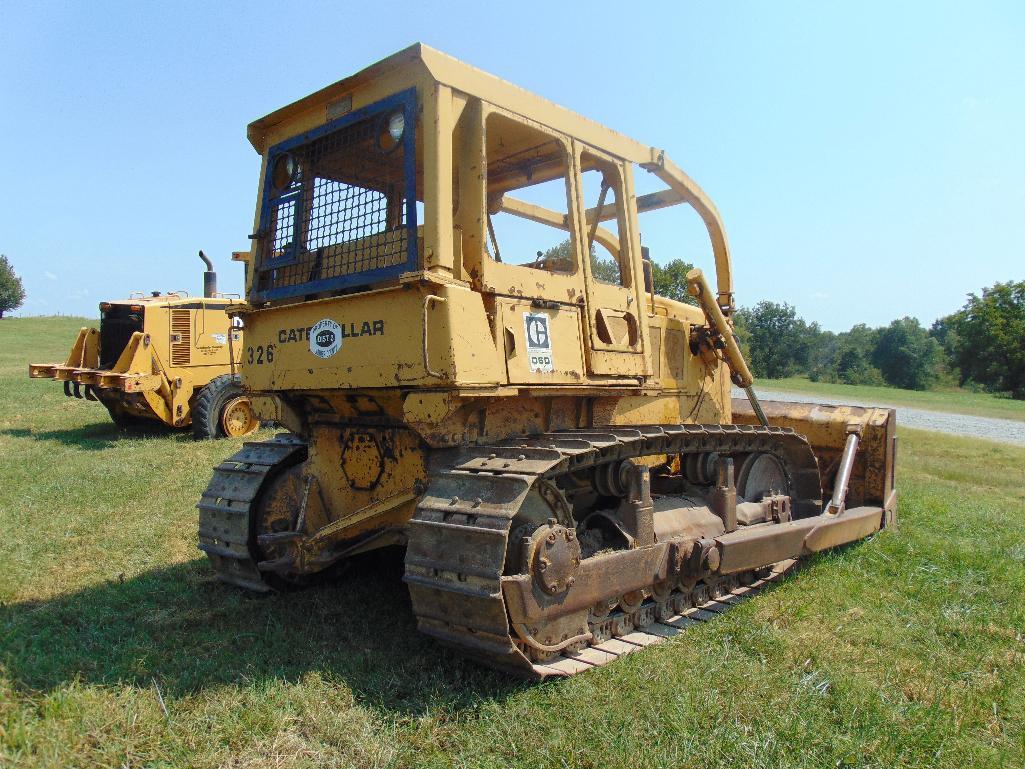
[756,375,1025,422]
[2,316,1025,768]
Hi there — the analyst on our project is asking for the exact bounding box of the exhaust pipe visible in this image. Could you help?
[198,250,217,298]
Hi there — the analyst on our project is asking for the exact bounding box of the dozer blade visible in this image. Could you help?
[733,397,897,518]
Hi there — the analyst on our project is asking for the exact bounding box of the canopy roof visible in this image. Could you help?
[247,43,657,164]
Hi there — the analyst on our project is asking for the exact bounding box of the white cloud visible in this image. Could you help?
[810,291,830,300]
[44,270,57,281]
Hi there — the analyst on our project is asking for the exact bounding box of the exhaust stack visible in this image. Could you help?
[198,250,217,298]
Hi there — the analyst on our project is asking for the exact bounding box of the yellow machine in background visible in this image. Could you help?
[199,45,897,677]
[30,252,260,439]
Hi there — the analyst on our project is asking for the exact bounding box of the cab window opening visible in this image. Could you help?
[579,152,629,288]
[483,112,576,273]
[630,164,712,305]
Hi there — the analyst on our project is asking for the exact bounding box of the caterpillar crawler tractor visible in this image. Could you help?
[30,252,260,439]
[199,45,897,677]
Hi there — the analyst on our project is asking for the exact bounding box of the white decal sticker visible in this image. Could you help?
[309,319,342,359]
[523,313,554,373]
[211,333,227,345]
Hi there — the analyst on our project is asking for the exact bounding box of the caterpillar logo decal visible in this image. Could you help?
[309,319,342,359]
[278,320,385,346]
[523,313,554,373]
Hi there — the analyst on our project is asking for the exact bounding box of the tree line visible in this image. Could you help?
[730,283,1025,400]
[633,254,1024,400]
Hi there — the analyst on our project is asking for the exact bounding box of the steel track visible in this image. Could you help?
[196,425,819,678]
[403,424,821,678]
[529,559,798,676]
[197,434,307,592]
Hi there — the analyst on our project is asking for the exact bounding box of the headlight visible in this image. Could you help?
[377,110,405,153]
[387,111,405,141]
[271,153,296,190]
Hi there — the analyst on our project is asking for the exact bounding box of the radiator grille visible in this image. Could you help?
[170,310,191,366]
[254,91,417,300]
[99,306,143,369]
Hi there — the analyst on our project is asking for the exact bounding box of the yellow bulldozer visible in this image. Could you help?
[198,45,897,677]
[30,252,260,439]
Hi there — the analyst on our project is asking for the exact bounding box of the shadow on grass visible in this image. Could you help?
[0,421,181,450]
[0,547,526,714]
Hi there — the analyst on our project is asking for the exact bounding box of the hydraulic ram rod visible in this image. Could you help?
[686,268,768,427]
[743,386,769,428]
[825,431,861,516]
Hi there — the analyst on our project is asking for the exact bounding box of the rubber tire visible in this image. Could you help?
[192,374,249,440]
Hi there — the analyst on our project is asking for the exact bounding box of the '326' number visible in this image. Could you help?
[246,344,274,365]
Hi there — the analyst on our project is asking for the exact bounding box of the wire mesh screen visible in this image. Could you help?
[270,198,296,257]
[255,95,416,298]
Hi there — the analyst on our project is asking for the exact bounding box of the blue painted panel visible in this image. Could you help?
[252,88,419,302]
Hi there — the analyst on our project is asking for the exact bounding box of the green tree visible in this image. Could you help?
[945,281,1025,399]
[649,259,697,305]
[929,314,959,358]
[0,255,25,318]
[539,240,620,283]
[538,240,574,271]
[591,253,620,284]
[871,317,942,390]
[808,324,886,386]
[731,307,753,364]
[737,301,813,379]
[540,240,698,294]
[801,320,828,375]
[835,349,884,385]
[807,328,838,382]
[833,324,884,385]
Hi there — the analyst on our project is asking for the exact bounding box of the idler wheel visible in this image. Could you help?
[737,452,789,502]
[528,520,581,596]
[255,464,305,541]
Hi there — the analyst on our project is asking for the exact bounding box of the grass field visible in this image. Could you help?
[756,376,1025,423]
[2,316,1025,768]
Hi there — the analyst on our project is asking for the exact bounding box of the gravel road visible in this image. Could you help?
[736,388,1025,447]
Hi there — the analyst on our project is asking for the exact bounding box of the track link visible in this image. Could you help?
[404,424,820,678]
[197,434,306,592]
[531,560,798,676]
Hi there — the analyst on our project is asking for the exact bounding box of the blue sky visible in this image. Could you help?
[1,1,1022,331]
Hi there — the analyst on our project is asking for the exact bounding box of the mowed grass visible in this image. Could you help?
[1,315,1025,768]
[755,375,1025,422]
